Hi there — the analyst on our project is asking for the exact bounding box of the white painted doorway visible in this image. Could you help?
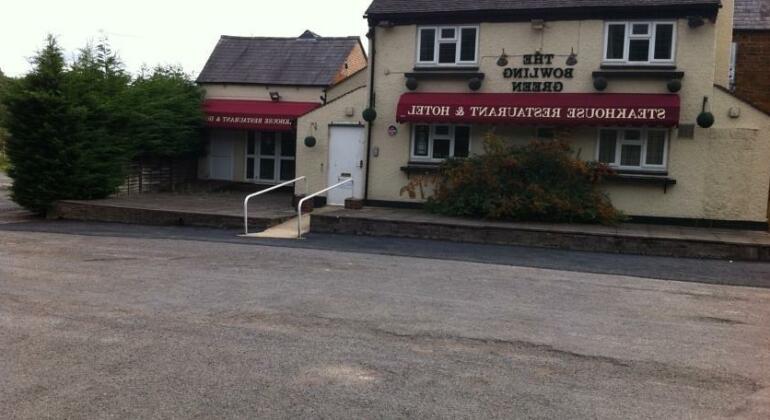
[209,136,234,181]
[327,125,366,206]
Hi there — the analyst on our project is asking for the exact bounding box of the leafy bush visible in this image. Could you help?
[425,134,625,225]
[115,65,205,158]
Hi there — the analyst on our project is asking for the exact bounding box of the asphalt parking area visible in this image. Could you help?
[1,227,770,418]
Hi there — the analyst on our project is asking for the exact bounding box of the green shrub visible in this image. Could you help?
[425,134,625,225]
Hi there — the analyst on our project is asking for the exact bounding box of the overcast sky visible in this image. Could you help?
[1,0,373,78]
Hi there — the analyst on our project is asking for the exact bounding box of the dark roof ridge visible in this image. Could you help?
[365,0,722,23]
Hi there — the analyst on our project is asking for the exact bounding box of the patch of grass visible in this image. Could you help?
[0,152,7,172]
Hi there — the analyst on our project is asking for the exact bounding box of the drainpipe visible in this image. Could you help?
[363,24,376,202]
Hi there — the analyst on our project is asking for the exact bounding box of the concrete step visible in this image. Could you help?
[311,210,770,262]
[51,200,292,230]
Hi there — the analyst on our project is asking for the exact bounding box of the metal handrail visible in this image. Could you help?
[297,178,354,239]
[243,176,307,235]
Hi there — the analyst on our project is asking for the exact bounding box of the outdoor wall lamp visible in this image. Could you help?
[497,49,509,67]
[531,19,545,30]
[688,16,705,28]
[269,91,281,101]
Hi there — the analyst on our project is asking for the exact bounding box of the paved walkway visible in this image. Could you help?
[53,191,298,230]
[70,190,297,219]
[0,172,33,224]
[0,171,11,189]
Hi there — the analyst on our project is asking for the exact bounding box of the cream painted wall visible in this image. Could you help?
[362,15,770,223]
[201,83,326,103]
[295,86,368,196]
[327,68,368,102]
[713,0,735,88]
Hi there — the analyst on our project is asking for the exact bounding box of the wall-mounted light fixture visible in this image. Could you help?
[531,19,545,30]
[688,16,705,28]
[566,48,578,66]
[497,49,509,67]
[269,91,281,101]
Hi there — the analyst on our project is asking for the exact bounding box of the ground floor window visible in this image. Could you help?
[597,128,668,171]
[411,124,471,161]
[246,131,296,182]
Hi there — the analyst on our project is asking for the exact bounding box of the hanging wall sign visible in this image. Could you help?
[502,52,575,93]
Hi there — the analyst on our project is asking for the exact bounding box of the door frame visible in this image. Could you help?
[244,130,297,184]
[327,123,366,206]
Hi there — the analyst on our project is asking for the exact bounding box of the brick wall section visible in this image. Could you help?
[734,31,770,115]
[332,44,368,85]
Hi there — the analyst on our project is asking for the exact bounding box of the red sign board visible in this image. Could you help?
[396,93,680,127]
[203,99,320,131]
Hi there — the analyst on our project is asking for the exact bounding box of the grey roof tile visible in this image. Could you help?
[734,0,770,30]
[197,32,361,86]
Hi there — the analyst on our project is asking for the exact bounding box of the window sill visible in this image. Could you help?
[600,64,677,70]
[401,162,442,177]
[413,66,480,72]
[606,172,677,193]
[593,69,684,80]
[406,71,485,81]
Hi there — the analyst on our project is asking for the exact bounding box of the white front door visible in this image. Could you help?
[209,136,234,181]
[327,125,366,206]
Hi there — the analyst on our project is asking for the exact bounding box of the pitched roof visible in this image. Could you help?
[197,32,362,86]
[734,0,770,30]
[366,0,721,21]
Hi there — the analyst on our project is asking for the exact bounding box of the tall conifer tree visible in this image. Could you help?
[2,35,79,213]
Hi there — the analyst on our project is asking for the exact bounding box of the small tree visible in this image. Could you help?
[2,36,84,213]
[425,134,625,225]
[65,39,133,199]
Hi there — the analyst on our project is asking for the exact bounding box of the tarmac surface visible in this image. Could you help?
[2,183,770,418]
[1,223,770,417]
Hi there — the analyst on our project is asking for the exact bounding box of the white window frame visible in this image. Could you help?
[603,21,677,65]
[596,128,669,171]
[416,25,479,67]
[245,131,296,183]
[410,124,472,162]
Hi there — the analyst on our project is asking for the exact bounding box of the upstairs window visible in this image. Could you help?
[417,26,479,66]
[604,21,676,65]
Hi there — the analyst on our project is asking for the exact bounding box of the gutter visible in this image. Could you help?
[363,25,376,202]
